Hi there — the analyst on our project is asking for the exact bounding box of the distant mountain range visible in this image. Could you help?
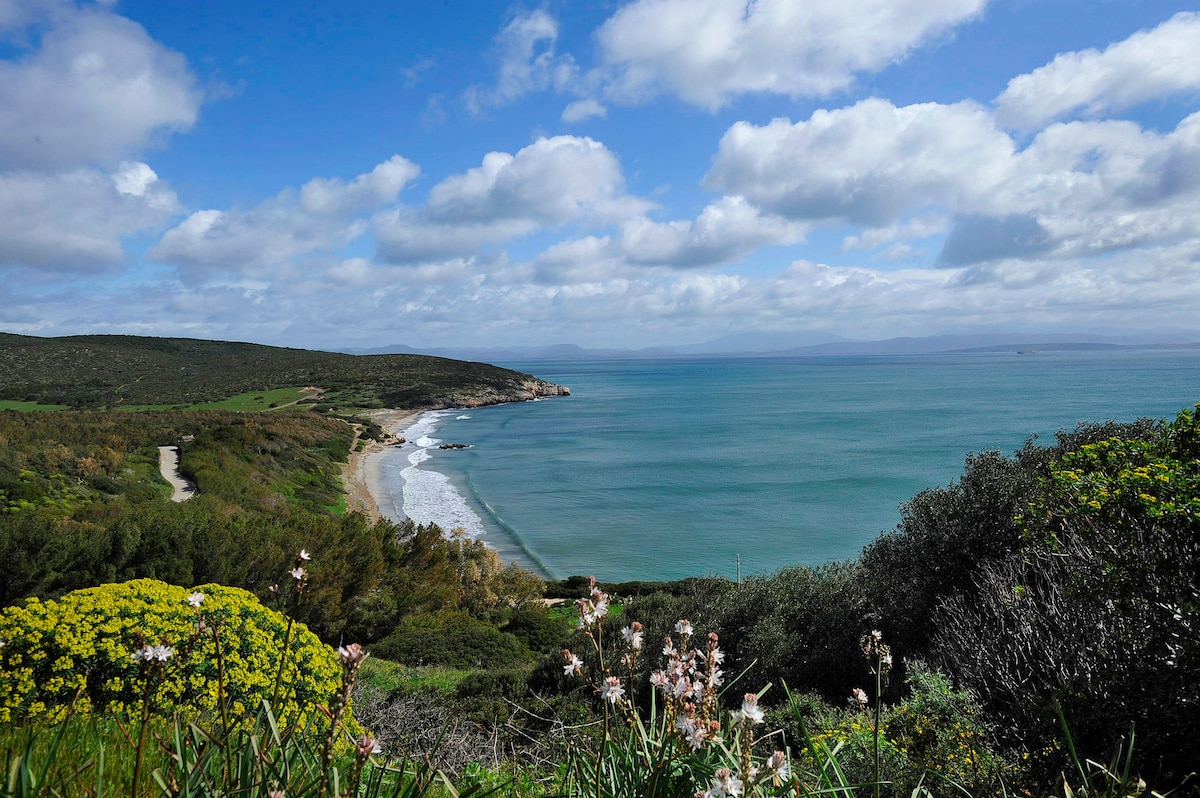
[345,331,1200,362]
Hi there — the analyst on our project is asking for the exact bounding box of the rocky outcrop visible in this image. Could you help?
[442,378,570,409]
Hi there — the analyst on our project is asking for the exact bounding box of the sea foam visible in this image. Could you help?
[394,410,487,539]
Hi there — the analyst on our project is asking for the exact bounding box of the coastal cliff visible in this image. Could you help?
[442,377,571,409]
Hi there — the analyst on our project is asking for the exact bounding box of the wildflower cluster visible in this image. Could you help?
[562,577,794,798]
[652,622,725,750]
[561,577,639,712]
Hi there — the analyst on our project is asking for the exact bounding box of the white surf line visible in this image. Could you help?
[157,445,197,502]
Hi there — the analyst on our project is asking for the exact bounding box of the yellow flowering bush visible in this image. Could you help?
[0,579,342,727]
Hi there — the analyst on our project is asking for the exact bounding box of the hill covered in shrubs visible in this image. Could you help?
[0,332,568,409]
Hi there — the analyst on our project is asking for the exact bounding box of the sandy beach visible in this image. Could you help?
[343,408,423,522]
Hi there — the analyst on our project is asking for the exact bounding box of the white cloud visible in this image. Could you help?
[618,197,807,267]
[298,156,419,216]
[150,157,412,274]
[8,239,1200,350]
[841,213,950,252]
[995,12,1200,130]
[378,136,651,265]
[428,136,645,224]
[466,10,578,113]
[0,7,200,170]
[707,99,1013,225]
[707,98,1200,265]
[562,98,607,123]
[374,209,533,263]
[596,0,986,109]
[0,162,179,270]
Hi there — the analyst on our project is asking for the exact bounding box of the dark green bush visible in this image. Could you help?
[371,611,530,669]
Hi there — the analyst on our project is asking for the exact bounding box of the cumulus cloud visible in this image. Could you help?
[707,98,1200,265]
[378,136,651,264]
[707,99,1012,225]
[0,162,179,270]
[596,0,986,109]
[0,7,200,170]
[995,12,1200,130]
[298,156,419,216]
[150,157,413,274]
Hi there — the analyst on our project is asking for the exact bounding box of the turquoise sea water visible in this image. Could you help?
[375,350,1200,582]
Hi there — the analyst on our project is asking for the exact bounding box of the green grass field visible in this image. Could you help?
[193,387,311,411]
[0,400,69,411]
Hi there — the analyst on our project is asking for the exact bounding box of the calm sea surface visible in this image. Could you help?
[375,350,1200,582]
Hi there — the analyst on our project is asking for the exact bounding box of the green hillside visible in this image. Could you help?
[0,333,569,410]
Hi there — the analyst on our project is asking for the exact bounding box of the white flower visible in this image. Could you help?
[621,623,644,651]
[356,734,382,757]
[289,566,306,581]
[767,751,789,785]
[298,549,312,561]
[851,687,869,707]
[562,650,583,676]
[186,592,205,608]
[599,676,625,704]
[734,693,764,725]
[707,767,743,797]
[685,721,708,750]
[134,644,172,662]
[663,636,677,657]
[710,645,725,664]
[338,643,369,665]
[675,619,693,636]
[649,670,668,689]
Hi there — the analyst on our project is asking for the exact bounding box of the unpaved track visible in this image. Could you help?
[158,445,197,502]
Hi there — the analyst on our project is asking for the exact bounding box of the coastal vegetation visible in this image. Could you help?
[0,336,1195,795]
[0,333,568,410]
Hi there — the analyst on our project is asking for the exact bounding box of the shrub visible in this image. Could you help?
[0,578,342,726]
[370,610,530,669]
[777,662,1010,797]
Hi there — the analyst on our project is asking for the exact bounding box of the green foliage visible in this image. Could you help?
[930,405,1200,787]
[0,332,566,410]
[782,661,1011,797]
[0,702,476,798]
[0,579,341,727]
[0,401,68,412]
[372,611,531,669]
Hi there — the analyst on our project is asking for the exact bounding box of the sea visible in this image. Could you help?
[373,349,1200,583]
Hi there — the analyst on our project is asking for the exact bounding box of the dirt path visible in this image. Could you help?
[158,445,197,502]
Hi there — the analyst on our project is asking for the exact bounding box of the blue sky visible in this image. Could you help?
[1,0,1198,350]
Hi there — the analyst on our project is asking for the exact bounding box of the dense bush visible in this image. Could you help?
[0,579,342,726]
[931,405,1200,785]
[371,610,530,669]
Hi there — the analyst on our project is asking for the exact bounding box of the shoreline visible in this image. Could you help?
[343,404,558,579]
[343,408,423,523]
